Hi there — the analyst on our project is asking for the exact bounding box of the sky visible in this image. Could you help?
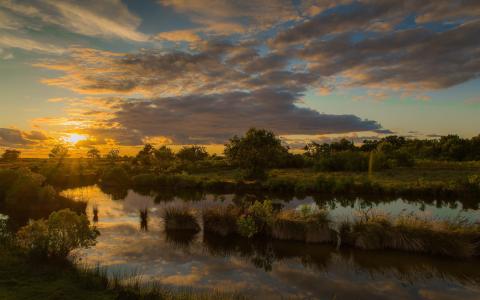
[1,0,480,157]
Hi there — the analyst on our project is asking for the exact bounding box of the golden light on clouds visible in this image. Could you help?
[63,133,88,144]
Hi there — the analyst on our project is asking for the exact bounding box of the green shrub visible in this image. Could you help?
[237,215,257,238]
[100,165,130,187]
[16,209,98,259]
[0,214,10,245]
[315,151,369,172]
[237,200,274,238]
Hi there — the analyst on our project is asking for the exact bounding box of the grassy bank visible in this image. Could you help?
[0,247,245,300]
[128,165,480,199]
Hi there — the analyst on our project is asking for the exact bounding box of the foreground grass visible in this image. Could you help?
[0,247,245,300]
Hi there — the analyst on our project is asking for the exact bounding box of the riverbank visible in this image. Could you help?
[0,246,245,300]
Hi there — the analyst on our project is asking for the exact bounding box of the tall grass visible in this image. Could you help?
[342,211,480,258]
[162,206,200,232]
[202,206,240,236]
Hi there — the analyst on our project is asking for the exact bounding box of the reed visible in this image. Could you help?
[162,206,200,232]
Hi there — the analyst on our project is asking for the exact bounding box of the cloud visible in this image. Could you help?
[0,33,65,54]
[0,128,49,146]
[84,89,384,145]
[297,20,480,90]
[155,29,201,43]
[32,0,480,146]
[0,0,147,42]
[160,0,299,35]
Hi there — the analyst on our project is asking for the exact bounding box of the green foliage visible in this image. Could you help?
[105,149,120,163]
[16,209,98,259]
[100,165,130,187]
[87,147,101,159]
[236,215,257,238]
[154,145,175,161]
[224,128,288,179]
[49,145,70,160]
[4,168,55,208]
[315,151,370,172]
[176,145,208,162]
[237,200,274,238]
[1,149,20,161]
[0,215,10,244]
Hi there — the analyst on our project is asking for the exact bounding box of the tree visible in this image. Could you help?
[154,145,175,161]
[105,149,120,162]
[87,147,101,159]
[1,149,20,161]
[136,144,155,165]
[176,145,208,162]
[224,128,288,179]
[48,145,69,160]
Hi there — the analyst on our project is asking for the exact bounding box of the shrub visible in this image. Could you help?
[237,200,274,238]
[162,206,200,232]
[237,215,257,238]
[315,151,369,172]
[202,206,240,236]
[16,209,99,259]
[0,214,10,245]
[100,165,130,187]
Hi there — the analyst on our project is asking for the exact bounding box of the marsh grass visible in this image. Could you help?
[202,206,241,236]
[343,210,480,257]
[162,206,201,232]
[272,208,334,243]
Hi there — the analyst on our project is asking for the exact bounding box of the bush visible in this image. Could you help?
[237,200,274,238]
[100,165,130,187]
[0,214,10,245]
[202,206,240,236]
[315,151,369,172]
[237,215,257,238]
[16,209,99,259]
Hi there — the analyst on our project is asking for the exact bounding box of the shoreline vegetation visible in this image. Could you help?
[188,202,480,258]
[1,129,480,298]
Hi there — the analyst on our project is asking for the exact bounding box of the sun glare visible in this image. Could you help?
[63,133,88,144]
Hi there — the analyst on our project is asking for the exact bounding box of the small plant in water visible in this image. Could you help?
[0,214,10,244]
[296,203,319,218]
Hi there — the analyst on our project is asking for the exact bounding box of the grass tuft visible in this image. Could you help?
[162,206,201,232]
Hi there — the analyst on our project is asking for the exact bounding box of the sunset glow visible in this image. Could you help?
[0,0,479,156]
[63,134,88,145]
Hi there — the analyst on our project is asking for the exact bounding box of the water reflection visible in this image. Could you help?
[62,185,480,300]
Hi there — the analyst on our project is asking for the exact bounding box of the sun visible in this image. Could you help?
[63,133,88,144]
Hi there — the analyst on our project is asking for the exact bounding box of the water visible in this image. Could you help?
[61,185,480,300]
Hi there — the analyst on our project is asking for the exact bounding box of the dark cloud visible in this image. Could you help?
[36,0,480,145]
[0,128,33,146]
[106,89,383,144]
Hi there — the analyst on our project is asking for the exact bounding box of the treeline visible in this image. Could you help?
[2,130,480,178]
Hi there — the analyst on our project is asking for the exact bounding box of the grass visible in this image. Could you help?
[272,209,335,244]
[202,206,241,236]
[199,204,480,258]
[342,211,480,258]
[0,246,246,300]
[162,206,201,232]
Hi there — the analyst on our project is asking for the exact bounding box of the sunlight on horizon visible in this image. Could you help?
[62,133,88,145]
